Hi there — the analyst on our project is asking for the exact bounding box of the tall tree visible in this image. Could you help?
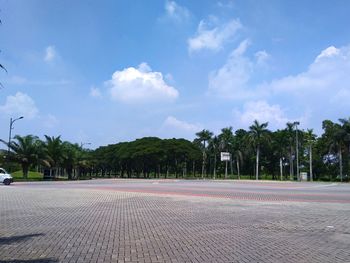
[323,120,346,181]
[285,122,295,180]
[247,120,270,180]
[208,136,220,179]
[304,129,316,181]
[1,135,41,179]
[195,129,213,178]
[44,135,64,177]
[218,127,235,178]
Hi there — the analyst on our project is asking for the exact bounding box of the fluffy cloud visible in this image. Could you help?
[252,44,350,131]
[44,46,57,62]
[0,92,39,119]
[315,46,340,62]
[267,45,350,102]
[208,40,272,99]
[208,39,255,99]
[106,63,179,103]
[188,17,242,52]
[163,116,201,132]
[164,1,190,23]
[233,101,294,129]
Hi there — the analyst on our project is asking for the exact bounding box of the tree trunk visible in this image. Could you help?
[213,155,216,179]
[192,161,195,177]
[201,151,205,179]
[22,164,29,179]
[236,157,240,180]
[280,157,283,181]
[256,147,260,180]
[339,148,343,182]
[309,145,313,181]
[289,149,294,180]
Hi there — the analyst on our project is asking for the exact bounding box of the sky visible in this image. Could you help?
[1,0,350,149]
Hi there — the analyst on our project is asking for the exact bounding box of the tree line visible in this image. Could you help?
[1,118,350,181]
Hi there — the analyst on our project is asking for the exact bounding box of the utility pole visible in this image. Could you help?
[8,116,24,155]
[7,116,24,172]
[80,142,91,148]
[294,121,300,181]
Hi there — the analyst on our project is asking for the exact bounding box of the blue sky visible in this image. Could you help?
[1,0,350,148]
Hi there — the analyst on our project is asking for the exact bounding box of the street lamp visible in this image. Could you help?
[80,142,91,149]
[8,116,24,155]
[293,121,300,181]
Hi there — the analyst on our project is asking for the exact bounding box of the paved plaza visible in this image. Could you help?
[0,179,350,263]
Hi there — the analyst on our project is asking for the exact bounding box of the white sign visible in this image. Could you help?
[220,152,231,161]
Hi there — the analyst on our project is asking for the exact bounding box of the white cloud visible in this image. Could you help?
[208,39,255,99]
[89,87,102,98]
[256,44,350,131]
[0,92,39,119]
[44,46,57,62]
[188,18,242,52]
[164,1,190,23]
[315,46,340,63]
[255,50,270,65]
[267,45,350,99]
[106,63,179,103]
[233,101,293,129]
[163,116,201,132]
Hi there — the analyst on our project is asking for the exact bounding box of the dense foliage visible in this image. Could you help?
[1,118,350,181]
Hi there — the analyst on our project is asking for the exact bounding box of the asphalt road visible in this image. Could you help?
[1,179,350,263]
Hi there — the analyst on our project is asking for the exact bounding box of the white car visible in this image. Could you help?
[0,168,13,185]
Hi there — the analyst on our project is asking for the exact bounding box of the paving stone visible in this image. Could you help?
[0,180,350,262]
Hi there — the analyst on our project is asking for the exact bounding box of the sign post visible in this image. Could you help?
[221,152,231,179]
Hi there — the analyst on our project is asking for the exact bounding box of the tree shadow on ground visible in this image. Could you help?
[0,259,58,263]
[0,233,44,245]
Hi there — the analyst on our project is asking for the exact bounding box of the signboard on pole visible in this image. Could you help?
[220,152,231,161]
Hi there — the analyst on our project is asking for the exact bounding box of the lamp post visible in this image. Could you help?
[80,142,91,149]
[8,116,24,155]
[293,121,300,181]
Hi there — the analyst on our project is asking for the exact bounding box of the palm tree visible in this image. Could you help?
[304,129,316,181]
[247,120,270,180]
[233,149,243,179]
[339,118,350,173]
[1,135,41,179]
[329,126,346,181]
[195,129,213,178]
[285,122,295,180]
[208,136,219,179]
[272,130,288,181]
[219,127,234,178]
[44,135,64,178]
[62,141,80,180]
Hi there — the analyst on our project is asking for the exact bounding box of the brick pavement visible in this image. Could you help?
[0,180,350,263]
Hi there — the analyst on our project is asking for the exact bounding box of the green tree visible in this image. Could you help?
[195,129,213,178]
[285,122,295,180]
[304,129,316,181]
[1,135,41,179]
[44,135,64,177]
[208,136,220,179]
[247,120,270,180]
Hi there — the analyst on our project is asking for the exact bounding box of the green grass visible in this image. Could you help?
[12,170,44,181]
